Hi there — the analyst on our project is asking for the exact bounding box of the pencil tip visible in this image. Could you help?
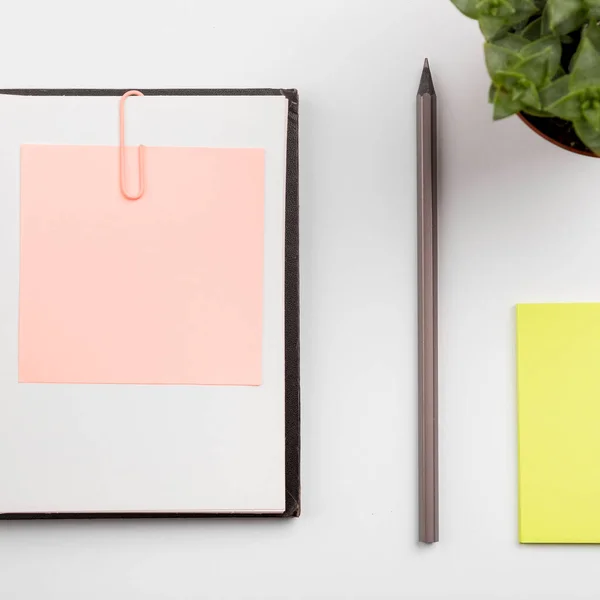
[418,60,435,96]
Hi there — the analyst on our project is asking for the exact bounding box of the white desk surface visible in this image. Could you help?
[2,0,600,598]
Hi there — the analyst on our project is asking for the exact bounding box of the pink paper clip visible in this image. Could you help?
[119,90,145,200]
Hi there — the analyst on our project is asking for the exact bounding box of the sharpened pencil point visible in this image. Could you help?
[418,59,435,96]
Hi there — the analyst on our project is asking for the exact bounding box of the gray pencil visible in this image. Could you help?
[417,58,439,544]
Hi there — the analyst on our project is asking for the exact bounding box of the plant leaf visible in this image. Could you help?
[585,0,600,19]
[584,18,600,49]
[493,87,523,119]
[510,0,541,13]
[521,34,561,58]
[494,71,542,108]
[540,74,572,106]
[480,16,512,40]
[489,83,497,103]
[546,91,584,120]
[522,54,558,86]
[520,36,562,81]
[541,2,552,35]
[521,17,543,40]
[495,71,523,87]
[477,0,540,40]
[571,66,600,90]
[518,55,550,87]
[520,81,543,108]
[451,0,480,18]
[476,0,516,17]
[574,118,600,153]
[494,33,530,51]
[522,106,553,117]
[546,0,587,35]
[485,43,521,78]
[571,21,600,72]
[582,104,600,130]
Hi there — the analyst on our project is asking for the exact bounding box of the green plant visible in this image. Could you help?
[451,0,600,154]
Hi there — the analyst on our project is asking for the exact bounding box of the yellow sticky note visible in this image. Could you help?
[517,303,600,543]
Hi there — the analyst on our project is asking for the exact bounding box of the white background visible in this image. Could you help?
[2,0,600,598]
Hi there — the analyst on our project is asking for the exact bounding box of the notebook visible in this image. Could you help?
[0,89,300,518]
[517,303,600,542]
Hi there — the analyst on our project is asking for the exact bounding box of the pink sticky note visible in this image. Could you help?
[19,145,264,385]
